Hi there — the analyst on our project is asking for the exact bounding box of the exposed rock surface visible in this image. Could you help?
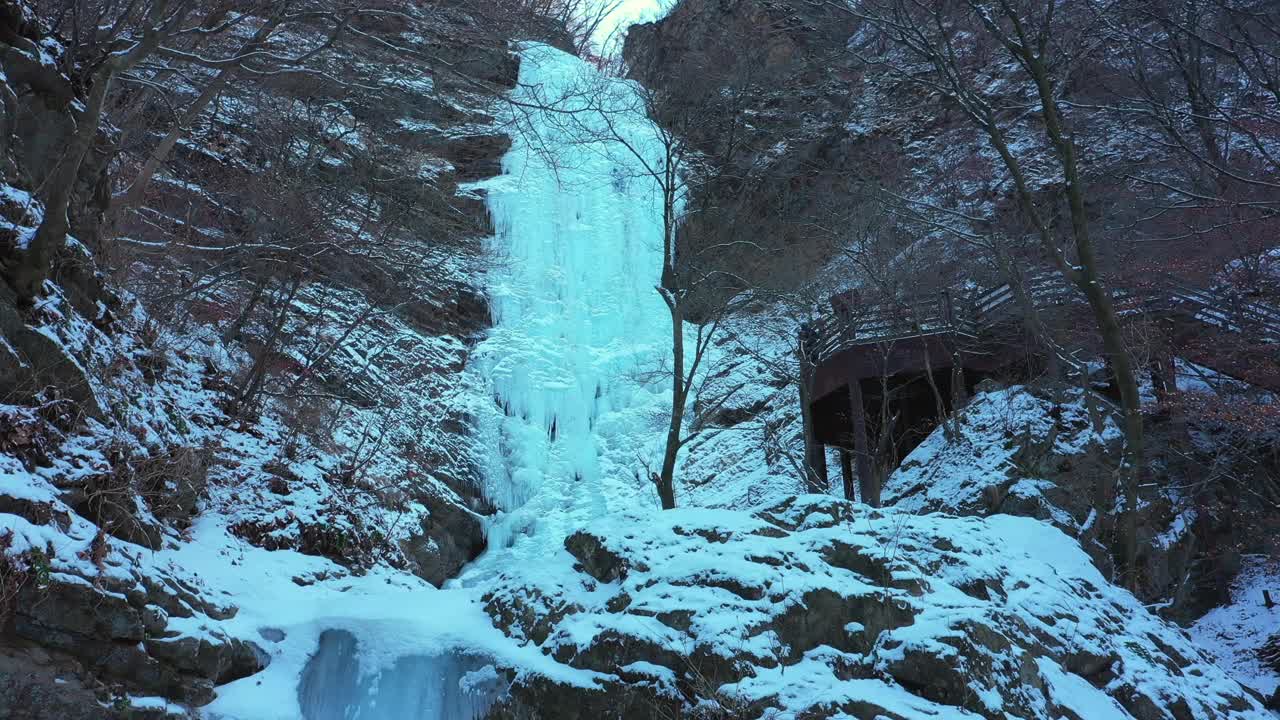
[482,495,1271,719]
[7,559,265,709]
[0,0,543,714]
[624,0,869,306]
[0,0,114,413]
[0,643,123,720]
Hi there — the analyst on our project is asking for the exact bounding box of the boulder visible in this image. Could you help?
[144,635,269,686]
[15,577,145,646]
[564,530,629,583]
[400,493,486,587]
[12,569,262,709]
[0,644,116,720]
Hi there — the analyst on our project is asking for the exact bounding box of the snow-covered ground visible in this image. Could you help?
[482,495,1275,718]
[884,384,1121,528]
[158,520,579,720]
[1190,556,1280,699]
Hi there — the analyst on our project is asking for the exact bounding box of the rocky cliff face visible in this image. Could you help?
[622,0,899,301]
[0,1,550,714]
[624,0,1280,294]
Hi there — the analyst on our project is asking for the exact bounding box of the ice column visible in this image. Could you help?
[472,43,673,557]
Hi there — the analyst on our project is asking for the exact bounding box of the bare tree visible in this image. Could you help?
[845,0,1148,585]
[1099,0,1280,226]
[11,0,213,303]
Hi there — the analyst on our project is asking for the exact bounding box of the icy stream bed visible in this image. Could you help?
[297,631,502,720]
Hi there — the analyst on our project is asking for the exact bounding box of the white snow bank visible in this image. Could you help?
[481,495,1272,718]
[883,384,1119,522]
[1190,555,1280,698]
[149,517,596,720]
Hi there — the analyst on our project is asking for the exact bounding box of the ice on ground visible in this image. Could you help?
[296,630,501,720]
[158,518,595,720]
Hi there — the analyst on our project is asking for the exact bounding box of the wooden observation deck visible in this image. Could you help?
[798,271,1280,505]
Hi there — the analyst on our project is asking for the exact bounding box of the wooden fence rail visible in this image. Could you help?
[803,272,1280,365]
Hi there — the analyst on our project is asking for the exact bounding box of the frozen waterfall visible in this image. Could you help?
[188,39,680,720]
[466,42,676,563]
[270,42,678,720]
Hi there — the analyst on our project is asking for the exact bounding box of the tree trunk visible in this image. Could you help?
[997,30,1146,590]
[224,274,267,342]
[111,16,283,220]
[6,2,171,302]
[920,337,954,441]
[234,275,303,414]
[1077,269,1144,587]
[8,68,112,303]
[797,337,828,493]
[656,296,684,510]
[654,154,684,511]
[113,75,231,217]
[840,450,854,500]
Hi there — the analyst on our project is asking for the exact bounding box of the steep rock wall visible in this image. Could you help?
[0,2,561,715]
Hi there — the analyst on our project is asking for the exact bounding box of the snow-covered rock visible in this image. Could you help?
[482,495,1272,719]
[884,383,1121,527]
[881,382,1270,624]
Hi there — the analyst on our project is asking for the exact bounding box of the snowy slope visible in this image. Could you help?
[884,384,1121,527]
[1190,556,1280,699]
[481,495,1274,719]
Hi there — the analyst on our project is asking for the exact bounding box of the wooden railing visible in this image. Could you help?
[803,290,976,363]
[802,271,1280,364]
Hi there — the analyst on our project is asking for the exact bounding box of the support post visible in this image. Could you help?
[798,328,829,493]
[840,450,855,501]
[848,377,878,507]
[804,432,828,493]
[1151,318,1179,406]
[951,348,968,407]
